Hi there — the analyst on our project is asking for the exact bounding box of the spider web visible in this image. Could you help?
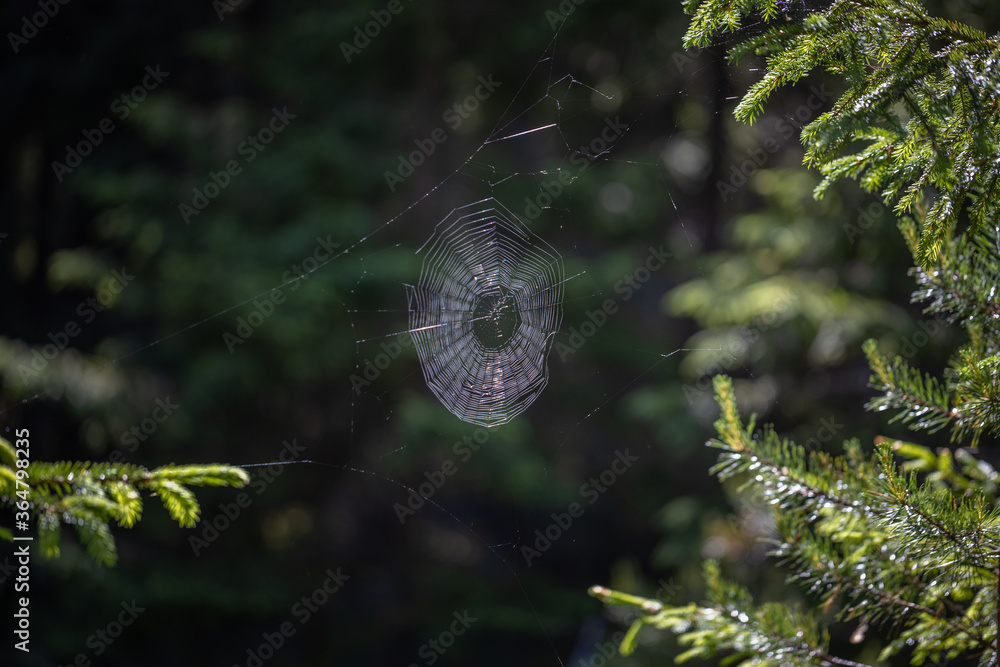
[404,199,566,427]
[334,24,730,665]
[347,57,708,436]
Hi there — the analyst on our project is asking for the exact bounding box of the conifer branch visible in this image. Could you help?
[683,0,1000,264]
[0,449,249,566]
[592,377,999,664]
[863,339,955,434]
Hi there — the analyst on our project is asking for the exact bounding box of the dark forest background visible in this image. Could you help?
[3,0,998,665]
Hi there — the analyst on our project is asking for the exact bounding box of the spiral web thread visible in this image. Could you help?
[405,199,564,427]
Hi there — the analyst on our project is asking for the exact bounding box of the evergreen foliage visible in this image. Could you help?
[0,436,247,566]
[684,0,1000,265]
[592,376,999,666]
[592,1,1000,664]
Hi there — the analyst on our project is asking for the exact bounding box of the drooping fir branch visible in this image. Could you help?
[951,340,1000,445]
[862,219,1000,446]
[866,333,1000,447]
[900,218,1000,330]
[590,376,998,665]
[683,0,1000,263]
[863,338,955,433]
[590,562,867,667]
[0,437,248,566]
[709,372,875,517]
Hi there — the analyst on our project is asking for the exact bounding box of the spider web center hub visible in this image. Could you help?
[472,289,521,350]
